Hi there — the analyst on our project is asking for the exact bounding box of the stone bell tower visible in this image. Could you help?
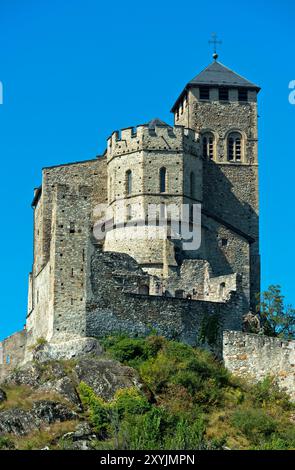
[171,57,260,310]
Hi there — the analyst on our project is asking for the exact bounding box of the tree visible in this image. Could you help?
[257,285,295,340]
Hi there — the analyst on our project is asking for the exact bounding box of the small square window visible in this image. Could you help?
[238,88,248,101]
[199,86,210,100]
[221,238,228,246]
[219,87,229,101]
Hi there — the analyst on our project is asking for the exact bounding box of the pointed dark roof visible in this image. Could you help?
[147,118,171,129]
[189,61,260,89]
[171,61,260,112]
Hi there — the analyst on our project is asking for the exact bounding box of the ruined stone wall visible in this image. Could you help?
[0,331,27,381]
[223,331,295,401]
[86,247,244,353]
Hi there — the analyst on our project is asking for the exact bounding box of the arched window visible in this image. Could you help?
[227,132,242,162]
[202,133,214,160]
[159,167,167,193]
[190,172,195,198]
[126,170,132,195]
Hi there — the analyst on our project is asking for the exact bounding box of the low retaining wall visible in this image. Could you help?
[0,331,27,382]
[223,330,295,400]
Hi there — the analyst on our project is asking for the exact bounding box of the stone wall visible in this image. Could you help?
[86,247,244,354]
[223,331,295,400]
[0,331,27,381]
[26,157,108,343]
[104,124,201,277]
[173,86,260,310]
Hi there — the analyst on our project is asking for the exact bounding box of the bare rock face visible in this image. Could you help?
[0,352,143,440]
[33,337,103,362]
[0,401,78,436]
[75,358,141,400]
[2,356,142,405]
[2,360,81,406]
[3,362,65,389]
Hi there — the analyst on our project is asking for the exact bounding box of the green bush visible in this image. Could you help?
[163,416,205,450]
[113,387,150,418]
[78,382,110,436]
[249,376,292,410]
[91,335,294,450]
[103,337,149,365]
[231,408,277,441]
[0,436,15,449]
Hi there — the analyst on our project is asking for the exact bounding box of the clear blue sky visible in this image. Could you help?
[0,0,294,340]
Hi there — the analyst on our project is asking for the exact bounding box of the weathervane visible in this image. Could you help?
[209,33,222,61]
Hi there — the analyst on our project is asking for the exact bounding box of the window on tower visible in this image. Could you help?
[126,204,132,221]
[199,86,210,100]
[227,132,242,162]
[126,170,132,195]
[160,167,167,193]
[219,87,229,101]
[238,88,248,101]
[202,133,214,160]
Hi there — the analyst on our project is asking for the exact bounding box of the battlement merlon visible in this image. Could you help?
[107,124,200,159]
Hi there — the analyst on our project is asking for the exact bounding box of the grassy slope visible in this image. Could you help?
[0,335,294,450]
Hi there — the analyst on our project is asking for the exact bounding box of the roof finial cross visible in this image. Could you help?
[209,32,222,61]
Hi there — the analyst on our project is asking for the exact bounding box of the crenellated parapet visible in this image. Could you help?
[107,124,200,160]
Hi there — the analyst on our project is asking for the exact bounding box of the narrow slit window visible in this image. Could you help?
[126,204,132,221]
[126,170,132,195]
[202,133,214,160]
[159,167,167,193]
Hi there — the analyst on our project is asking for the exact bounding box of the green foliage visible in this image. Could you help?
[78,382,110,436]
[163,416,206,450]
[199,314,221,345]
[0,436,15,449]
[231,408,277,441]
[118,407,207,450]
[258,285,295,339]
[102,334,167,368]
[249,376,292,409]
[76,335,295,450]
[113,387,150,418]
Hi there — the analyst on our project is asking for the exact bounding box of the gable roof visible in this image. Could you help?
[171,61,260,112]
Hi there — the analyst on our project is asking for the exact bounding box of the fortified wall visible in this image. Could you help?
[223,331,295,400]
[0,331,27,382]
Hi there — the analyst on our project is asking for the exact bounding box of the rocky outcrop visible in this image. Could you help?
[60,422,96,450]
[75,358,141,401]
[0,401,77,436]
[2,355,141,407]
[0,353,143,441]
[32,337,103,362]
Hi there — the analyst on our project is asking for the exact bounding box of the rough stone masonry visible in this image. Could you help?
[0,58,294,399]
